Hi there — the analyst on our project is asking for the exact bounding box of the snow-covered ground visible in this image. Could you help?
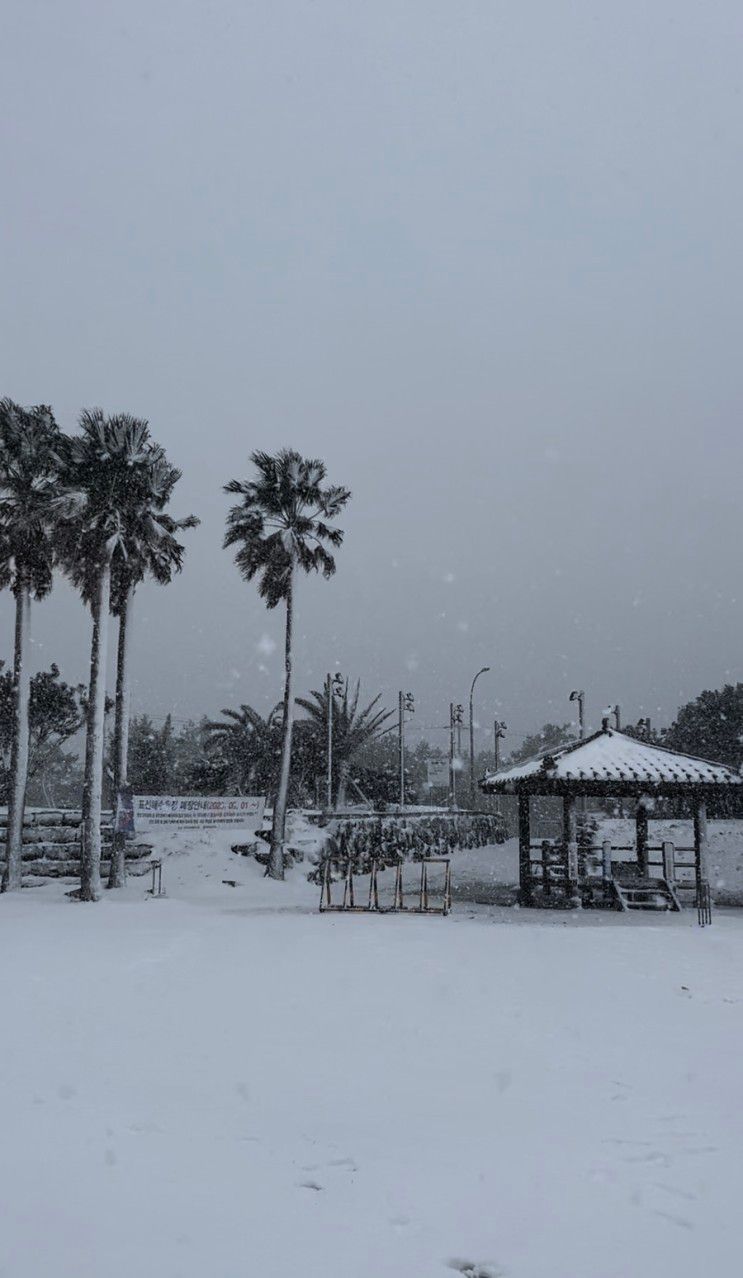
[2,830,743,1278]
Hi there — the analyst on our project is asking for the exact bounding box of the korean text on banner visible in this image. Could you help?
[133,795,266,833]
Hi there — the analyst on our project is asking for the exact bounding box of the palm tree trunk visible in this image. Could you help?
[269,565,295,880]
[80,558,111,902]
[1,576,31,893]
[108,585,133,889]
[335,759,349,810]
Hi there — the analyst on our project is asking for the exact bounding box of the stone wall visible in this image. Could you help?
[0,809,153,882]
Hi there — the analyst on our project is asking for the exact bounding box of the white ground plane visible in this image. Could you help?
[2,829,743,1278]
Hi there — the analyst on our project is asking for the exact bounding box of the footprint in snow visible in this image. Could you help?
[654,1182,697,1203]
[653,1209,693,1231]
[624,1151,671,1167]
[447,1260,505,1277]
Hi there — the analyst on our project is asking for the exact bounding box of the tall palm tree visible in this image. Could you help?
[224,449,350,879]
[56,410,156,901]
[0,400,62,892]
[297,679,395,807]
[107,451,198,888]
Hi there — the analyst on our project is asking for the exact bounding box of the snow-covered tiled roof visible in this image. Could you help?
[481,727,743,792]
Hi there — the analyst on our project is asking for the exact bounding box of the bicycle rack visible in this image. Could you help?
[320,856,451,916]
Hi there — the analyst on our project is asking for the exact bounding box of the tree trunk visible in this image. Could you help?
[80,559,111,902]
[269,567,295,880]
[108,585,134,889]
[1,577,32,893]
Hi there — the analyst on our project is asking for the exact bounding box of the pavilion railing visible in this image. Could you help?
[525,837,709,918]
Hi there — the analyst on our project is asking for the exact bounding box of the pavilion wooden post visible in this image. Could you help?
[563,793,580,903]
[518,793,532,906]
[635,800,649,877]
[693,799,709,892]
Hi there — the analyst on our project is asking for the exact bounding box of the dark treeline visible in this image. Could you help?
[10,678,738,818]
[113,698,443,810]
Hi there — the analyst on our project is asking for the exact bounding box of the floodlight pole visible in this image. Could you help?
[326,672,343,811]
[468,667,490,807]
[449,703,456,809]
[493,720,507,817]
[398,691,405,808]
[570,689,586,815]
[570,689,585,740]
[398,690,415,809]
[326,674,333,810]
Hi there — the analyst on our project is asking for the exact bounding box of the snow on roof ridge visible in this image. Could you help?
[482,723,742,788]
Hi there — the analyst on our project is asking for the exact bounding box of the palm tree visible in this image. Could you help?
[0,400,62,892]
[297,679,395,807]
[224,449,350,879]
[203,704,283,795]
[56,410,156,901]
[107,450,198,888]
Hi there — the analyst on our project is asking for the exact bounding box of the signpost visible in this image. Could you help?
[132,795,266,834]
[426,758,450,788]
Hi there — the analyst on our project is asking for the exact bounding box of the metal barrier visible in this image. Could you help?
[147,859,165,897]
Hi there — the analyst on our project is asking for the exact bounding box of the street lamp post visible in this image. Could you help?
[326,672,344,811]
[468,667,491,807]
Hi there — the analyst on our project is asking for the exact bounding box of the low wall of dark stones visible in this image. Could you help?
[0,809,153,882]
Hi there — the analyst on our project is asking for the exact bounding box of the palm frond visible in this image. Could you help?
[0,399,62,598]
[53,409,198,609]
[224,447,349,605]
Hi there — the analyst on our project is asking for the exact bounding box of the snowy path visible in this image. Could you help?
[2,866,743,1278]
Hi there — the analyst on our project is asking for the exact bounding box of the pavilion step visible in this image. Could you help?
[612,877,681,913]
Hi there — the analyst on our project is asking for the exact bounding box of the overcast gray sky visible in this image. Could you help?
[2,0,742,753]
